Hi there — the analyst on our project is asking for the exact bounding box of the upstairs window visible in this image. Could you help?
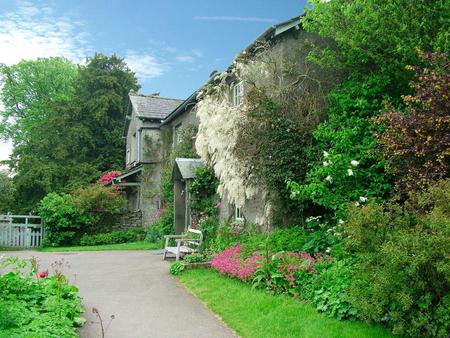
[230,81,244,106]
[235,206,244,222]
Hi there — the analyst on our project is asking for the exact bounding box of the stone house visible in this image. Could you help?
[117,93,183,226]
[119,15,334,232]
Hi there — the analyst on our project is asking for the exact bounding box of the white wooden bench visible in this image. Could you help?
[163,228,203,261]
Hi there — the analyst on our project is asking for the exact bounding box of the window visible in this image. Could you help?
[230,81,244,106]
[235,206,244,222]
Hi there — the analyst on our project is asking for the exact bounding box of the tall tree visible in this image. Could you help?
[0,169,14,213]
[75,53,140,172]
[0,57,78,145]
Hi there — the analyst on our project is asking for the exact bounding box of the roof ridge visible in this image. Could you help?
[130,93,183,101]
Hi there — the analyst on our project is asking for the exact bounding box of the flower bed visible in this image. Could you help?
[0,256,84,337]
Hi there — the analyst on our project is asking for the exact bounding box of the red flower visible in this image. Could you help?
[39,271,47,278]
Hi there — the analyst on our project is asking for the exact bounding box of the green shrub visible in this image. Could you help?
[79,227,145,246]
[307,258,358,320]
[0,257,84,337]
[169,261,185,275]
[345,180,450,337]
[38,192,91,246]
[72,184,127,231]
[183,253,208,264]
[146,207,173,243]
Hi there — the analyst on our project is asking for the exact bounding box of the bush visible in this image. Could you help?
[0,257,84,337]
[345,180,450,337]
[183,253,208,264]
[79,227,145,246]
[38,192,91,246]
[306,258,358,320]
[169,261,185,275]
[73,184,127,231]
[211,243,263,281]
[146,207,173,243]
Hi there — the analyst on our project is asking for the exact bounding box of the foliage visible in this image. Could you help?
[98,171,123,190]
[288,75,393,219]
[169,261,185,275]
[39,185,127,246]
[183,253,208,264]
[0,257,84,337]
[79,227,145,246]
[211,243,263,281]
[302,0,449,82]
[179,269,393,338]
[189,166,219,219]
[1,54,138,212]
[0,170,14,213]
[196,35,337,224]
[74,53,140,172]
[375,51,450,195]
[72,184,127,230]
[345,180,450,337]
[38,192,91,247]
[0,57,78,145]
[146,207,173,243]
[307,258,358,320]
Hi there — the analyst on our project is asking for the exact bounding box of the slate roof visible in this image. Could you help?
[129,94,183,120]
[173,158,204,180]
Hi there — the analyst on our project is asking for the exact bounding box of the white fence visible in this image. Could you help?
[0,215,43,248]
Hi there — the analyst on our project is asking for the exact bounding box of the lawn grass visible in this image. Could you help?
[39,241,161,252]
[179,269,394,338]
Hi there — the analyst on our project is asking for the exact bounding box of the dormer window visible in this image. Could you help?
[230,81,244,106]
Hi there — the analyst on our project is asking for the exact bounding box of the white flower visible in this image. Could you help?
[359,196,368,203]
[351,160,359,167]
[347,169,354,176]
[325,247,332,254]
[323,161,329,167]
[355,202,360,207]
[338,219,344,225]
[325,175,333,183]
[323,151,330,158]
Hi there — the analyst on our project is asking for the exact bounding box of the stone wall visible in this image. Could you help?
[112,210,143,230]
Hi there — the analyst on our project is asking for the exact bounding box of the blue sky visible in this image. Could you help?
[0,0,308,161]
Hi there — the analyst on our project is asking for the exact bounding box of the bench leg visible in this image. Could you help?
[176,240,181,261]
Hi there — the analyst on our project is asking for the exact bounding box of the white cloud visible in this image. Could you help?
[0,1,91,65]
[191,49,204,58]
[125,52,167,79]
[194,16,277,23]
[175,55,195,63]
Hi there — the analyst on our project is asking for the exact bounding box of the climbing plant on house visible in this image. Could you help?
[196,34,337,225]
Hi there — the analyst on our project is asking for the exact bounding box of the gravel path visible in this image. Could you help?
[3,250,236,338]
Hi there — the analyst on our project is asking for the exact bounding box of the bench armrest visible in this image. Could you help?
[164,234,186,239]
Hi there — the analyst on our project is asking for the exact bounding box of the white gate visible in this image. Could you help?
[0,215,43,248]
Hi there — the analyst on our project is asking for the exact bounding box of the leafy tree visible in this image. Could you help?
[289,0,449,219]
[0,170,14,213]
[375,51,450,195]
[302,0,449,86]
[0,58,78,145]
[75,53,140,172]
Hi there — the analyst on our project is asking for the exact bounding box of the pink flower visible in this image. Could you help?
[39,271,47,278]
[215,202,222,209]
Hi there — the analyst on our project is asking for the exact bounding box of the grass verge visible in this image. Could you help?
[39,241,161,252]
[178,269,394,338]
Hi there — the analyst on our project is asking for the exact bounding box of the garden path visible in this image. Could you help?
[5,250,236,338]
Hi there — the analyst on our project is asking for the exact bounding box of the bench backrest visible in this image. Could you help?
[187,228,203,246]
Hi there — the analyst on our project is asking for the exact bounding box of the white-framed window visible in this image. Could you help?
[230,81,244,106]
[235,206,244,222]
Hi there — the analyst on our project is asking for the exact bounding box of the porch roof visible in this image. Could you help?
[173,158,204,180]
